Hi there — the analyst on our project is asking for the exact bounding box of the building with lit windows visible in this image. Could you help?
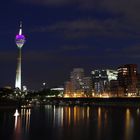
[64,68,92,97]
[64,81,73,97]
[70,68,84,92]
[82,77,92,96]
[106,69,118,81]
[91,69,118,95]
[117,64,137,96]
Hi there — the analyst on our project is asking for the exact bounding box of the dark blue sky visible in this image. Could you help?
[0,0,140,89]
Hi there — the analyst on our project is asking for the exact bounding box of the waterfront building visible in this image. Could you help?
[91,69,118,95]
[70,68,84,92]
[82,77,92,96]
[117,64,137,96]
[110,80,124,96]
[64,81,73,97]
[106,69,118,81]
[15,22,26,90]
[137,74,140,96]
[64,68,92,97]
[51,87,64,97]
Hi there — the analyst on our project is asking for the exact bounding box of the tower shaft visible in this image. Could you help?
[15,48,22,90]
[15,21,25,90]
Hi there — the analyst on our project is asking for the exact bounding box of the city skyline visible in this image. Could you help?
[1,1,140,89]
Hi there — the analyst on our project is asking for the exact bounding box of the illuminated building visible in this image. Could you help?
[82,77,92,96]
[64,68,92,97]
[137,74,140,96]
[110,80,124,97]
[70,68,84,92]
[91,69,118,95]
[51,87,64,97]
[64,81,73,97]
[106,69,118,82]
[117,64,137,96]
[15,22,26,90]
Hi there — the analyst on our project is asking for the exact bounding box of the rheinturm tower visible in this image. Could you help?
[15,22,26,90]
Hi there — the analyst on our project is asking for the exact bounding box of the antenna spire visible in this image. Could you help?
[19,21,22,35]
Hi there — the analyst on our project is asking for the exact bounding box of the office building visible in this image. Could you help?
[91,69,118,95]
[117,64,137,96]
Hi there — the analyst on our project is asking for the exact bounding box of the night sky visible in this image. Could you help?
[0,0,140,89]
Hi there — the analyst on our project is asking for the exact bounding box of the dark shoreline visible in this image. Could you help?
[43,97,140,107]
[1,97,140,109]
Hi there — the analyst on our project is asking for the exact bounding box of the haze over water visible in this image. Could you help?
[0,105,140,140]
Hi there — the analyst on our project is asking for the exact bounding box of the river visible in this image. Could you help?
[0,105,140,140]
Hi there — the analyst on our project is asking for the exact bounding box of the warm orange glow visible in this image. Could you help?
[68,107,71,126]
[64,92,86,98]
[124,108,134,140]
[97,107,102,140]
[87,107,89,119]
[98,107,101,128]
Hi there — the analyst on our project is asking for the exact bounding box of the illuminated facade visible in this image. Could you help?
[106,69,118,81]
[64,81,73,96]
[117,64,137,96]
[82,77,92,96]
[70,68,84,92]
[15,22,26,90]
[64,68,92,97]
[91,69,118,94]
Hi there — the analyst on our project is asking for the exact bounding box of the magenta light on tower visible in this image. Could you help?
[15,34,26,48]
[15,21,26,48]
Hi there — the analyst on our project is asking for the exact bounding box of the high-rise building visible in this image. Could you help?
[82,77,92,96]
[106,69,118,81]
[70,68,84,92]
[15,22,26,90]
[117,64,137,96]
[136,74,140,96]
[91,69,118,94]
[64,81,73,95]
[64,68,89,97]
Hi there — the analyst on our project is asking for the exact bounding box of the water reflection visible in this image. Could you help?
[1,105,140,140]
[13,108,31,140]
[51,106,91,127]
[137,108,140,115]
[97,107,102,140]
[124,108,134,140]
[53,106,64,127]
[14,109,19,129]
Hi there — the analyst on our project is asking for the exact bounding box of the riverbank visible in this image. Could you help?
[41,97,140,107]
[1,97,140,108]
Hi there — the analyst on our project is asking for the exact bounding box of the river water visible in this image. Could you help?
[0,105,140,140]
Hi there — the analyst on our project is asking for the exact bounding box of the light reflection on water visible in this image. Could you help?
[0,106,140,140]
[52,106,91,127]
[124,108,134,140]
[13,109,31,140]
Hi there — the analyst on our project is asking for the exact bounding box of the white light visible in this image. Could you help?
[14,109,19,117]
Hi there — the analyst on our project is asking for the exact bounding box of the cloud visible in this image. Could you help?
[60,45,92,51]
[0,51,16,62]
[122,45,140,58]
[19,0,74,6]
[18,0,140,26]
[18,0,140,41]
[30,18,140,40]
[23,51,53,62]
